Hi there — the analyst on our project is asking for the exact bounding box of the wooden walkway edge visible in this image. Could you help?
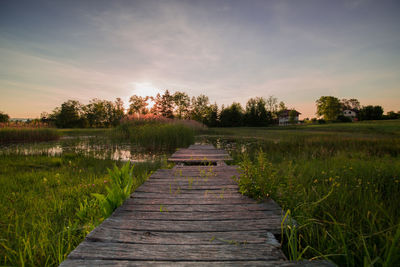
[60,144,334,266]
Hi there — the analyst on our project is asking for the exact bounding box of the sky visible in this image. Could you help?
[1,0,399,119]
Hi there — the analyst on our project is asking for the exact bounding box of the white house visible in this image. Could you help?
[343,109,357,120]
[278,109,301,126]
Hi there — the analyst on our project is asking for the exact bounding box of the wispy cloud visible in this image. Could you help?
[0,0,399,118]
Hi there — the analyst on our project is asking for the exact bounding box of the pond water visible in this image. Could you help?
[0,135,261,163]
[0,136,163,162]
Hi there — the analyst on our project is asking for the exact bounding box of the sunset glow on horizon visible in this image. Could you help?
[1,0,399,119]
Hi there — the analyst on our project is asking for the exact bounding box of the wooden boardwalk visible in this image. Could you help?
[61,145,333,266]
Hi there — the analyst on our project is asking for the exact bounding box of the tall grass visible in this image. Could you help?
[0,154,165,266]
[216,124,400,266]
[0,128,60,144]
[112,116,197,150]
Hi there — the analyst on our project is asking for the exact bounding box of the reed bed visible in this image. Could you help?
[0,128,60,144]
[112,116,198,150]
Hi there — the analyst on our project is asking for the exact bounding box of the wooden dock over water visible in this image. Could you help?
[61,145,332,266]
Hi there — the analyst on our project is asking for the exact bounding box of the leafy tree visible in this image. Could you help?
[160,90,174,118]
[84,99,109,127]
[220,102,243,127]
[278,101,287,113]
[288,109,298,124]
[386,111,400,120]
[244,97,270,126]
[54,100,85,128]
[173,91,190,119]
[266,96,278,118]
[341,98,360,111]
[150,91,174,118]
[128,95,149,115]
[190,94,210,123]
[0,111,10,123]
[359,105,384,120]
[110,98,125,126]
[204,103,219,127]
[316,96,341,121]
[150,93,163,115]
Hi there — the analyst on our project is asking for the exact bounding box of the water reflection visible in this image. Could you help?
[0,137,163,162]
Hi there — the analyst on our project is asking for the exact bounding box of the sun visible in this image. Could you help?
[132,82,163,98]
[130,82,164,109]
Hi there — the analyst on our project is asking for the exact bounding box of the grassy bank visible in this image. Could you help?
[0,128,60,144]
[202,120,400,266]
[0,154,167,266]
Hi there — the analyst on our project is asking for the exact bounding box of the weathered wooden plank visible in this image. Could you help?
[121,197,282,208]
[174,148,226,153]
[61,259,335,267]
[147,175,237,180]
[171,165,238,170]
[170,152,230,157]
[143,179,238,185]
[66,242,285,261]
[169,159,231,163]
[168,146,232,163]
[136,184,238,192]
[169,155,230,159]
[85,227,277,245]
[118,203,283,213]
[150,172,237,177]
[131,192,246,199]
[147,177,236,181]
[140,182,239,188]
[98,217,282,234]
[128,197,257,205]
[112,210,282,221]
[135,188,239,194]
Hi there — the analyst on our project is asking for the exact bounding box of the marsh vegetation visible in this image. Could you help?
[200,120,400,266]
[0,119,399,266]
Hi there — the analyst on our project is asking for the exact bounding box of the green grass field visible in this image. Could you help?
[1,120,399,266]
[0,154,167,266]
[200,120,400,266]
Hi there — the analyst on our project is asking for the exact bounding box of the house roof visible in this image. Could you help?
[343,109,358,113]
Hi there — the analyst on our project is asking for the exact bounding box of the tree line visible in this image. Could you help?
[1,92,398,128]
[37,91,291,128]
[314,96,399,122]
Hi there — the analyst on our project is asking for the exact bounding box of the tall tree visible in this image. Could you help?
[341,98,360,111]
[173,91,190,119]
[244,97,270,126]
[205,103,219,127]
[160,90,174,118]
[0,111,10,123]
[110,98,125,126]
[84,99,109,127]
[150,93,162,115]
[55,100,85,128]
[128,95,149,115]
[316,96,341,121]
[288,109,298,124]
[265,96,278,118]
[278,101,287,113]
[190,94,210,123]
[220,102,243,127]
[359,105,384,120]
